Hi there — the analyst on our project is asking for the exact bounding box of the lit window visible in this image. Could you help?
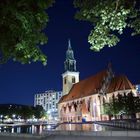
[56,93,58,100]
[49,104,51,109]
[56,103,58,108]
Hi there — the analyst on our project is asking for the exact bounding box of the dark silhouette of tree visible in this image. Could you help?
[103,91,140,120]
[124,91,140,119]
[0,104,46,121]
[34,105,45,119]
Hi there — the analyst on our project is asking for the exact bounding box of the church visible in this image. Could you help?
[58,40,137,122]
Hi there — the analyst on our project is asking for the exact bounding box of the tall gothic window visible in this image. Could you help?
[103,98,105,104]
[72,76,75,83]
[64,77,67,84]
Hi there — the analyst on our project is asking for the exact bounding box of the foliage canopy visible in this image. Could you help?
[0,0,54,65]
[0,104,45,119]
[74,0,140,51]
[103,92,140,119]
[1,0,140,64]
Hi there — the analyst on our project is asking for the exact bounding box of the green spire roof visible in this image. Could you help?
[68,39,72,49]
[64,39,77,72]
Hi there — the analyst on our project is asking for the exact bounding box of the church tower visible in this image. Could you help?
[62,39,79,96]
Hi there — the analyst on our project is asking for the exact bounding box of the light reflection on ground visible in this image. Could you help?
[0,125,43,134]
[0,123,125,134]
[56,123,124,131]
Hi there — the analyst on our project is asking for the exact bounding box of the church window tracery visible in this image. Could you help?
[64,77,67,84]
[72,76,75,83]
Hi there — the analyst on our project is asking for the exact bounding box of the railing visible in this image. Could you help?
[1,130,140,138]
[95,119,140,130]
[42,130,140,137]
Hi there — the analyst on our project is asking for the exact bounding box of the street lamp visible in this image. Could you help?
[0,115,3,123]
[12,114,16,122]
[12,114,16,118]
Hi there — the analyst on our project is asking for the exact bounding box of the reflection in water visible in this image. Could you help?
[57,123,102,131]
[0,125,45,134]
[0,123,123,134]
[11,127,14,133]
[56,123,123,131]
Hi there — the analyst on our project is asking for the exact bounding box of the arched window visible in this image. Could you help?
[64,77,67,84]
[103,98,105,104]
[72,76,75,83]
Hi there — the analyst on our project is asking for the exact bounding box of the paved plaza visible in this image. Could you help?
[0,135,140,140]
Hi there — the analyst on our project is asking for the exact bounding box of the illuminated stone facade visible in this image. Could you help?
[58,42,137,122]
[59,69,137,122]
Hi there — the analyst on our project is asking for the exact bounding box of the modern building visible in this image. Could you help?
[58,42,137,123]
[34,90,62,121]
[136,84,140,95]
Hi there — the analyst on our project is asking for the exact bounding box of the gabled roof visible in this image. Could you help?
[59,94,67,103]
[59,70,108,103]
[59,68,135,104]
[107,75,134,93]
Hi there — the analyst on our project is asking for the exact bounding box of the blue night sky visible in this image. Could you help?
[0,0,140,105]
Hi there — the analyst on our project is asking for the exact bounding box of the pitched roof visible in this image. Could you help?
[59,94,67,103]
[107,75,134,93]
[59,70,108,103]
[59,68,135,104]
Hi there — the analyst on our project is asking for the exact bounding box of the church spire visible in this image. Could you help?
[68,39,71,49]
[64,39,77,72]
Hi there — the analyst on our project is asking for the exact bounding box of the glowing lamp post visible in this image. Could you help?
[12,114,16,122]
[0,115,3,123]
